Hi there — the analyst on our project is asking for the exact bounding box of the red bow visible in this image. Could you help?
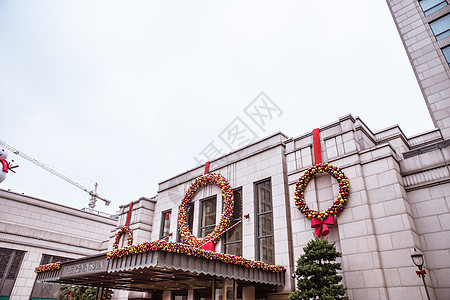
[311,215,334,237]
[416,270,426,278]
[201,241,215,252]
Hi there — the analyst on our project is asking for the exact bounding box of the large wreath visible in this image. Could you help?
[178,173,234,248]
[294,163,350,221]
[112,226,134,250]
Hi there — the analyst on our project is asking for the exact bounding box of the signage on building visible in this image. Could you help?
[60,257,108,278]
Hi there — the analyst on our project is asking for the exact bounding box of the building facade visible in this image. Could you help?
[9,113,450,299]
[4,1,450,299]
[143,115,448,299]
[0,189,117,299]
[386,0,450,139]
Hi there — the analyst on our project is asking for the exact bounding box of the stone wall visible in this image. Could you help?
[0,189,116,299]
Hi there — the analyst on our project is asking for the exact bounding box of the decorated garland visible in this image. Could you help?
[34,262,61,273]
[107,240,285,273]
[294,163,350,236]
[178,173,234,248]
[112,226,134,250]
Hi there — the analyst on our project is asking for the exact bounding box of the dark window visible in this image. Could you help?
[30,254,71,299]
[255,179,274,265]
[200,196,217,237]
[420,0,448,15]
[0,248,25,297]
[224,189,243,256]
[430,13,450,40]
[177,202,194,243]
[160,210,172,239]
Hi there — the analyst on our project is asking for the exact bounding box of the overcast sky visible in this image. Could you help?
[0,1,434,215]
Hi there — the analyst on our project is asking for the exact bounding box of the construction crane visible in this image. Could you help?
[3,142,111,209]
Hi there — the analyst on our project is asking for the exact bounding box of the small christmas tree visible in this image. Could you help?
[289,238,349,300]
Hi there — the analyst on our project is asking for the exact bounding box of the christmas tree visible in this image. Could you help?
[289,238,349,300]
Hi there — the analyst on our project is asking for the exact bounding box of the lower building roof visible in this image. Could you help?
[36,248,285,292]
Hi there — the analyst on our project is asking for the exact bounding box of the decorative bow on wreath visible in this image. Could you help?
[416,270,426,278]
[311,215,335,237]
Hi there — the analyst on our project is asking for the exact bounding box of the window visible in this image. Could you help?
[177,202,194,243]
[160,210,172,239]
[255,179,274,265]
[430,14,450,40]
[30,254,71,299]
[224,189,243,256]
[420,0,447,16]
[286,146,312,173]
[0,248,25,298]
[200,196,217,237]
[442,44,450,65]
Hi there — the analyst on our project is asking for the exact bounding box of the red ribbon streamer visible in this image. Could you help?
[204,161,210,174]
[416,270,426,278]
[0,159,8,173]
[312,128,322,164]
[125,202,133,227]
[311,215,334,237]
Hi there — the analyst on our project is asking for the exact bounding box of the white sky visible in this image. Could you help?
[0,1,434,215]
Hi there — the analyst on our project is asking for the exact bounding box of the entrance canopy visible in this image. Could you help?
[36,249,285,292]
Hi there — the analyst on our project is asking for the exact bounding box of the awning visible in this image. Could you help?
[36,251,285,292]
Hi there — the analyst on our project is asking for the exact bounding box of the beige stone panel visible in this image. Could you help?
[356,235,379,253]
[384,198,409,216]
[344,271,365,288]
[340,237,358,255]
[423,231,450,250]
[340,219,369,239]
[424,250,450,269]
[390,231,417,249]
[415,198,448,218]
[351,288,385,300]
[415,215,442,233]
[380,249,414,268]
[383,268,402,286]
[362,269,385,287]
[387,287,424,300]
[367,185,397,204]
[373,215,405,234]
[347,252,375,271]
[351,204,371,222]
[363,158,391,177]
[438,213,450,230]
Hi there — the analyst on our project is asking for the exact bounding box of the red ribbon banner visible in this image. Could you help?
[204,161,210,174]
[125,202,133,227]
[312,128,322,164]
[311,215,334,237]
[416,270,426,278]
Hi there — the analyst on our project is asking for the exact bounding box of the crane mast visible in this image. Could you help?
[4,143,111,208]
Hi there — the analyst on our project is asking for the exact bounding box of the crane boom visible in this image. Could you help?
[4,143,111,208]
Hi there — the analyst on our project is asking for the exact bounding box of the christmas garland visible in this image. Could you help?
[112,226,134,250]
[107,240,285,273]
[34,262,61,273]
[178,173,234,248]
[295,163,350,220]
